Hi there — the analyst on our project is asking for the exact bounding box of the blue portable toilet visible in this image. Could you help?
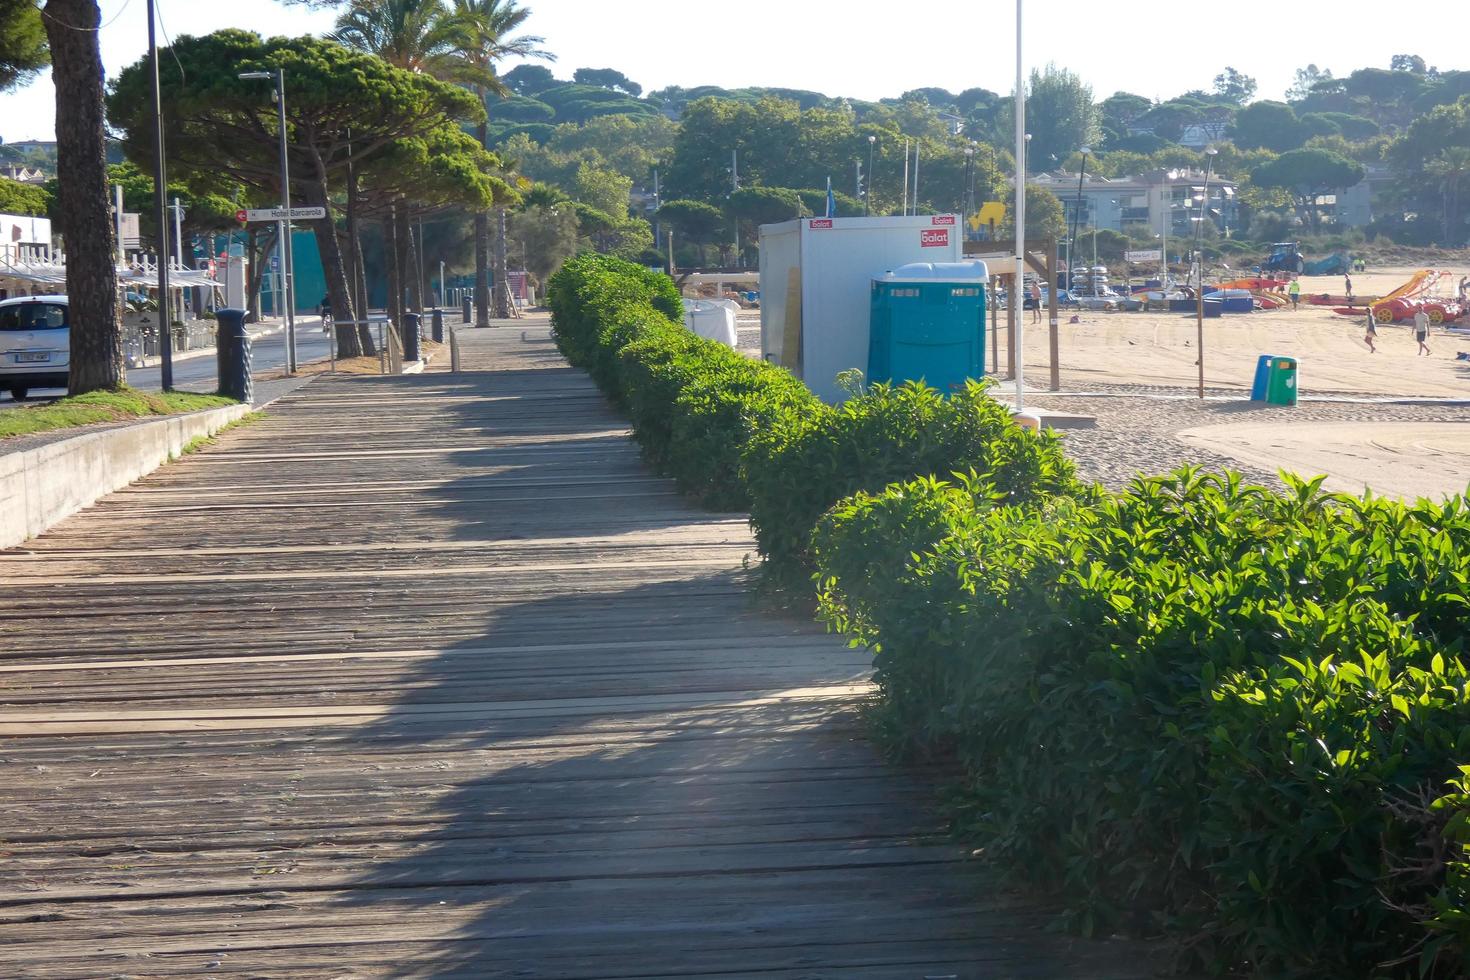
[868,260,988,394]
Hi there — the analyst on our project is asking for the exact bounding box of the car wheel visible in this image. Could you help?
[9,386,28,401]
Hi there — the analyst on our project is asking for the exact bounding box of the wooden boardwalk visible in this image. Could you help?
[0,327,1152,978]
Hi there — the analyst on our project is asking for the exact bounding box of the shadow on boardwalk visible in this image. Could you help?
[0,327,1168,978]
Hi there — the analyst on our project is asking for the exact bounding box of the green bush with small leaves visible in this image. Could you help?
[546,254,1065,527]
[813,468,1470,977]
[743,378,1080,582]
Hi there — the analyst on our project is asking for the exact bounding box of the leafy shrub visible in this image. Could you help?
[743,378,1079,581]
[549,254,1065,535]
[548,253,818,509]
[813,468,1470,976]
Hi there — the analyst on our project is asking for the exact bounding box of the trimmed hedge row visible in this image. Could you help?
[546,253,1072,568]
[813,469,1470,977]
[548,253,1470,974]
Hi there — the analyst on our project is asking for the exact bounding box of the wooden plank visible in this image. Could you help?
[0,326,1160,977]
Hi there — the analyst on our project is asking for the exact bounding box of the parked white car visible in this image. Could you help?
[0,295,69,400]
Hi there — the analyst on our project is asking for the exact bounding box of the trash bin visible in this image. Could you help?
[402,312,421,362]
[1250,354,1274,401]
[214,308,252,403]
[868,260,988,394]
[1265,355,1298,406]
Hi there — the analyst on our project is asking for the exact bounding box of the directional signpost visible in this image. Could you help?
[236,207,326,223]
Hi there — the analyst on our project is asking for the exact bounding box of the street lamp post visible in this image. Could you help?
[866,135,876,215]
[963,146,974,233]
[146,0,173,389]
[239,69,296,372]
[1194,147,1218,400]
[1069,147,1089,292]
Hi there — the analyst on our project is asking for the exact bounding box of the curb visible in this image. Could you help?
[0,402,252,550]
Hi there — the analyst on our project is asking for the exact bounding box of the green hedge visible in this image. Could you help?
[547,253,1068,536]
[813,469,1470,977]
[548,253,817,510]
[743,379,1078,580]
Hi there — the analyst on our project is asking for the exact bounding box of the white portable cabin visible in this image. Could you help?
[758,215,963,402]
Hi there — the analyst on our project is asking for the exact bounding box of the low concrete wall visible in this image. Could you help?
[0,403,251,549]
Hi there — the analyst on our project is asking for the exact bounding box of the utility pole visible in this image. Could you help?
[1195,148,1218,400]
[651,168,661,254]
[171,196,183,267]
[240,69,298,371]
[113,184,124,263]
[901,139,910,215]
[146,0,173,389]
[1013,0,1027,412]
[730,150,739,267]
[866,135,876,216]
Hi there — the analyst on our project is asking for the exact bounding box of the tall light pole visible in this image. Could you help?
[239,69,296,372]
[730,149,739,268]
[1069,147,1089,292]
[146,0,173,389]
[1014,0,1028,417]
[866,135,876,215]
[1194,147,1218,400]
[963,146,975,234]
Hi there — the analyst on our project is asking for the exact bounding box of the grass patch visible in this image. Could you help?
[0,388,238,442]
[179,411,265,456]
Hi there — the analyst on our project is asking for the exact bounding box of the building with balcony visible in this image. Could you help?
[1030,167,1238,241]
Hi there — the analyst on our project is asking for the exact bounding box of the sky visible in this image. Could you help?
[3,0,1466,143]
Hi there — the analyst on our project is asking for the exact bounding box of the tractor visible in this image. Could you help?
[1262,242,1305,274]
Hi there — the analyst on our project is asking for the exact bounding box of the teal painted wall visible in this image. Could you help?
[259,230,325,315]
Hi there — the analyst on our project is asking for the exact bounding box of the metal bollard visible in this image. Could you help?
[461,296,472,324]
[214,308,252,403]
[431,308,444,343]
[402,312,421,363]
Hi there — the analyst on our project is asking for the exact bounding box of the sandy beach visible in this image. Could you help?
[738,262,1470,499]
[1004,264,1470,498]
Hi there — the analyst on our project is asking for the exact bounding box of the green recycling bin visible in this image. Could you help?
[1264,356,1298,406]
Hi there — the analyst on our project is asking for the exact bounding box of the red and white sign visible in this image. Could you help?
[920,228,950,248]
[808,218,834,229]
[931,215,956,226]
[235,209,248,224]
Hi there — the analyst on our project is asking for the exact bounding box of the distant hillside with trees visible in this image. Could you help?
[486,55,1470,270]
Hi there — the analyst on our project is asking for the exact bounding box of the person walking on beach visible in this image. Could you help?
[1364,307,1378,352]
[1288,277,1300,310]
[1345,273,1354,306]
[1028,278,1042,324]
[1414,308,1432,355]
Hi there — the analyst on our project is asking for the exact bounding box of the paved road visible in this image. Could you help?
[0,324,336,408]
[0,326,1159,977]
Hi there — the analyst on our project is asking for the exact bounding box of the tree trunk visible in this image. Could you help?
[474,118,491,327]
[245,225,274,324]
[385,209,401,332]
[493,206,511,319]
[474,213,490,326]
[44,0,121,394]
[392,201,411,336]
[405,211,423,315]
[299,178,361,358]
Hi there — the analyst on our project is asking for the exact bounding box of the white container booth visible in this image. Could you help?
[758,215,963,403]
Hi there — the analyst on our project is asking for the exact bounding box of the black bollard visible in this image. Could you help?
[461,296,472,324]
[214,308,253,403]
[402,312,421,363]
[431,308,444,343]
